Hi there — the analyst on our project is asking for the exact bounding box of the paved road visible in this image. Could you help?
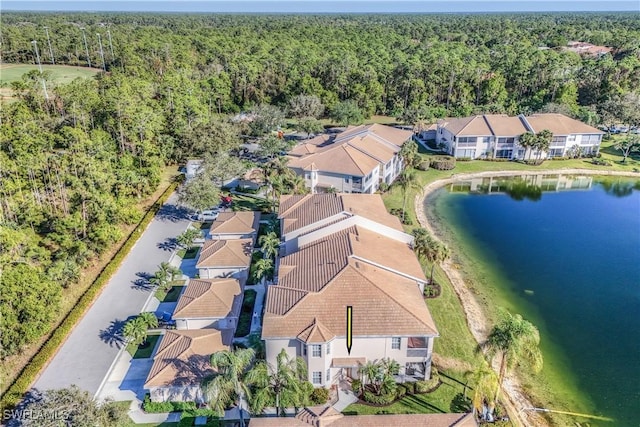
[32,193,191,395]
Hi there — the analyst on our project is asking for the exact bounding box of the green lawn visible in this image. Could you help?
[344,375,470,416]
[231,193,271,212]
[155,284,185,303]
[0,64,100,88]
[177,246,199,260]
[235,289,257,337]
[126,333,161,359]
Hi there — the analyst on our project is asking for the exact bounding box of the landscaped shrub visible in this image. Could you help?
[395,384,407,399]
[310,387,330,404]
[415,368,440,393]
[429,156,456,170]
[591,158,611,166]
[351,379,363,395]
[0,179,181,410]
[142,395,198,413]
[403,381,416,394]
[417,160,430,171]
[363,390,396,406]
[378,182,390,193]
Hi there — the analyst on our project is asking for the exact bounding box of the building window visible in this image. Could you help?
[548,148,564,158]
[326,369,331,382]
[497,137,515,144]
[311,344,321,357]
[302,344,307,356]
[312,371,322,385]
[495,149,513,159]
[326,342,331,355]
[391,337,401,350]
[344,177,350,183]
[457,136,476,146]
[456,148,475,159]
[482,137,491,144]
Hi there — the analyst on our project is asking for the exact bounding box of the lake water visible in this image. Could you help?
[426,174,640,427]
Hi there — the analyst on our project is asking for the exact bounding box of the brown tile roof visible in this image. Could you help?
[439,116,492,136]
[249,411,477,427]
[144,329,230,388]
[278,193,402,236]
[483,114,528,136]
[263,258,437,340]
[209,211,260,236]
[196,239,253,268]
[287,124,411,177]
[524,113,604,135]
[173,278,242,320]
[297,318,336,343]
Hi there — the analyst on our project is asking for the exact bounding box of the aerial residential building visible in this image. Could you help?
[208,211,260,241]
[173,278,242,331]
[436,113,603,160]
[195,239,253,280]
[262,194,437,389]
[144,329,231,402]
[287,124,413,194]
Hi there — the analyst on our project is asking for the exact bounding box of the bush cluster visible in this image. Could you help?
[363,390,396,406]
[142,395,198,413]
[429,156,457,170]
[395,384,407,399]
[310,387,331,404]
[417,160,430,171]
[414,368,440,393]
[591,158,611,166]
[481,157,510,162]
[0,180,180,410]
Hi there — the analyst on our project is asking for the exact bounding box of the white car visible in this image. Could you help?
[197,209,219,221]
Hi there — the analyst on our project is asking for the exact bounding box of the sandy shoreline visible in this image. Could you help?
[414,168,640,427]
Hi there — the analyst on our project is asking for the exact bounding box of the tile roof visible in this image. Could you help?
[287,124,412,177]
[331,357,366,367]
[144,329,230,388]
[297,318,336,343]
[173,278,242,320]
[249,411,477,427]
[196,239,253,268]
[483,114,529,136]
[439,116,492,136]
[209,211,260,235]
[524,113,604,135]
[278,193,402,236]
[263,258,437,340]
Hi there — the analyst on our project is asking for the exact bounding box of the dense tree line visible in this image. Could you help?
[1,12,639,360]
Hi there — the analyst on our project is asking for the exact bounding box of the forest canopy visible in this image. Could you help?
[1,12,640,358]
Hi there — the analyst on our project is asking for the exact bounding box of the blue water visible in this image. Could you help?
[428,176,640,426]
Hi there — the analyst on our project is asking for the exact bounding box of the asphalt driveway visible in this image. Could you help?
[32,193,191,395]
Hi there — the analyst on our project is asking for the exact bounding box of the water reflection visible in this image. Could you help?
[448,174,594,201]
[599,179,639,198]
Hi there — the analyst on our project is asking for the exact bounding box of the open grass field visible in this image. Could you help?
[0,63,101,102]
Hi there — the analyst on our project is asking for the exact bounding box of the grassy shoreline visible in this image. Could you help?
[382,139,638,426]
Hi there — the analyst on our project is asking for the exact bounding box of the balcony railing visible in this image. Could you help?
[406,348,429,357]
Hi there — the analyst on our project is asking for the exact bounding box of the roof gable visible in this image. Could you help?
[173,278,241,319]
[196,239,253,268]
[209,211,259,235]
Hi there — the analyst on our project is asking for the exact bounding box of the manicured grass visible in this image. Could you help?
[344,376,468,415]
[155,284,186,303]
[0,64,100,85]
[177,246,199,260]
[231,193,271,212]
[126,333,161,359]
[235,290,257,337]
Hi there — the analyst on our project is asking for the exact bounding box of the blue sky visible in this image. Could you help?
[2,1,639,13]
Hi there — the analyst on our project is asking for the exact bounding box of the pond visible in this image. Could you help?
[426,174,640,426]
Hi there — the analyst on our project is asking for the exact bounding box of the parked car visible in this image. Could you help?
[197,208,220,221]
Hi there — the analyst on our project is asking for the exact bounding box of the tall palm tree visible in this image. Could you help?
[149,269,169,290]
[138,312,158,329]
[518,131,536,162]
[245,349,309,416]
[480,311,543,402]
[534,129,553,162]
[122,317,147,346]
[398,168,421,224]
[411,228,450,284]
[464,363,499,415]
[155,262,182,292]
[253,258,274,284]
[359,360,382,392]
[259,232,280,260]
[205,348,256,427]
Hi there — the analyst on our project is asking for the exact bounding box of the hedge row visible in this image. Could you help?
[363,389,396,406]
[0,178,181,411]
[430,156,457,170]
[142,395,198,413]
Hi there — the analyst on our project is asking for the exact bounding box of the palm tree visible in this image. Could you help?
[155,262,182,292]
[259,232,280,260]
[176,228,202,249]
[534,129,553,163]
[138,312,158,329]
[518,131,536,162]
[204,348,256,427]
[411,228,450,284]
[149,269,169,291]
[480,311,543,403]
[464,363,499,416]
[398,168,421,224]
[399,139,420,169]
[360,360,382,392]
[122,317,147,346]
[245,349,309,416]
[253,258,274,284]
